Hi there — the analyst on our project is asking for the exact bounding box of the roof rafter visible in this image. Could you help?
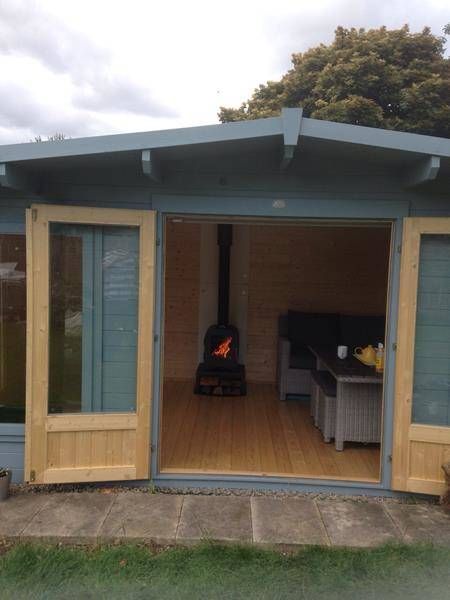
[142,149,161,183]
[280,107,303,170]
[0,162,37,194]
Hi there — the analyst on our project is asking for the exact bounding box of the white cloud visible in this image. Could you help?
[0,0,109,77]
[0,0,447,143]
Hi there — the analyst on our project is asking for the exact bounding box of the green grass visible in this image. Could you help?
[0,542,449,599]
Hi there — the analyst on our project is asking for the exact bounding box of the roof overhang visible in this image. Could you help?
[0,107,449,193]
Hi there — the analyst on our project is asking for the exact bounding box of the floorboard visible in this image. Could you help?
[160,380,381,482]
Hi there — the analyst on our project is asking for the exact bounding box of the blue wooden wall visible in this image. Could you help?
[0,424,24,483]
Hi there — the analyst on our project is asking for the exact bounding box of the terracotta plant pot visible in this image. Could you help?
[0,469,12,501]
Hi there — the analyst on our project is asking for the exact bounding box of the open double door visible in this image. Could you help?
[25,205,155,484]
[23,207,450,494]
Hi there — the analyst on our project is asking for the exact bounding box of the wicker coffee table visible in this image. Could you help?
[308,346,383,451]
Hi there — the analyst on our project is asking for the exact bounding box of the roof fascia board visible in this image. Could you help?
[280,107,303,170]
[404,155,441,187]
[300,118,450,158]
[0,117,282,163]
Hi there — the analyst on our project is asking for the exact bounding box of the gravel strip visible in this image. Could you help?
[10,483,438,505]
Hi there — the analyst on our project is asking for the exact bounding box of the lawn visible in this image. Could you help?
[0,542,449,599]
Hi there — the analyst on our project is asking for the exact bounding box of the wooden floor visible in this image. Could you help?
[160,380,381,482]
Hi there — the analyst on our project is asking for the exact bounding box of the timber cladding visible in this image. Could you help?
[163,221,201,379]
[246,225,391,383]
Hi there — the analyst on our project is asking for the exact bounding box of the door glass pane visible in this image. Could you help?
[412,234,450,426]
[0,234,26,423]
[49,224,139,414]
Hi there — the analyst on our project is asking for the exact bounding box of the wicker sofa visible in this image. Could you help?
[277,311,385,400]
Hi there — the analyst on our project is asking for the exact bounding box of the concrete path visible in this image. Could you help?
[1,491,449,548]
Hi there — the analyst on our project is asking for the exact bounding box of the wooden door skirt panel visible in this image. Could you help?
[43,466,137,484]
[45,413,137,432]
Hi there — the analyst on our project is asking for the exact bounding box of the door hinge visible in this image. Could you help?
[397,244,401,254]
[388,454,392,463]
[154,333,159,342]
[392,342,397,351]
[29,469,36,482]
[156,238,161,246]
[31,208,38,222]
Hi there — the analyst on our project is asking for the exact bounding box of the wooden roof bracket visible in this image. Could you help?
[0,162,38,194]
[280,107,303,170]
[142,149,162,183]
[404,154,440,187]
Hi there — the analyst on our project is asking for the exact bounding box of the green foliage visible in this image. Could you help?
[1,542,450,599]
[33,133,68,142]
[219,26,450,137]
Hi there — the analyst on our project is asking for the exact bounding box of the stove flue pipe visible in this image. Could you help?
[217,224,232,326]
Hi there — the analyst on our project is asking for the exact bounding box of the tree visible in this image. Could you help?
[33,133,68,142]
[219,26,450,138]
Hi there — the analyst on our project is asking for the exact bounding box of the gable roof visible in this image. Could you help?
[0,108,449,163]
[0,108,449,194]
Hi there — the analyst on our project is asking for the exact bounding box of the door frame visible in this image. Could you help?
[151,195,406,491]
[25,204,155,484]
[392,217,450,495]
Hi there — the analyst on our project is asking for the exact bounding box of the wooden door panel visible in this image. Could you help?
[25,205,155,484]
[392,218,450,495]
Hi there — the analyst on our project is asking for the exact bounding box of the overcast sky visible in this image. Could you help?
[0,0,448,144]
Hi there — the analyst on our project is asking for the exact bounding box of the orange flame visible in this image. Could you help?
[212,336,232,359]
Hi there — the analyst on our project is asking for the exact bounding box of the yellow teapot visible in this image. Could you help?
[354,344,376,366]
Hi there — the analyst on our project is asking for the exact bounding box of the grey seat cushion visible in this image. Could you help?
[289,344,316,370]
[339,314,385,349]
[288,310,339,347]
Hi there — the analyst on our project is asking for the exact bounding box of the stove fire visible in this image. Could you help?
[212,336,232,359]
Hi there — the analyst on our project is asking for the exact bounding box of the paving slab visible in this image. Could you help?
[177,495,252,544]
[317,500,402,547]
[251,497,329,547]
[384,503,450,545]
[21,492,115,544]
[99,492,183,544]
[0,493,57,539]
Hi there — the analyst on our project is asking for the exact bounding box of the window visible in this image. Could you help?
[412,234,450,426]
[0,234,26,423]
[48,224,139,413]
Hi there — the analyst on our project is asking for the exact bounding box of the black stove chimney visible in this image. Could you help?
[217,224,232,326]
[194,222,246,395]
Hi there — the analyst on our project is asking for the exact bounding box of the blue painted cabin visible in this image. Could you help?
[0,108,449,496]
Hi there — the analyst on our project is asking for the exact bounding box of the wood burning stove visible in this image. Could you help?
[204,325,239,367]
[194,224,246,396]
